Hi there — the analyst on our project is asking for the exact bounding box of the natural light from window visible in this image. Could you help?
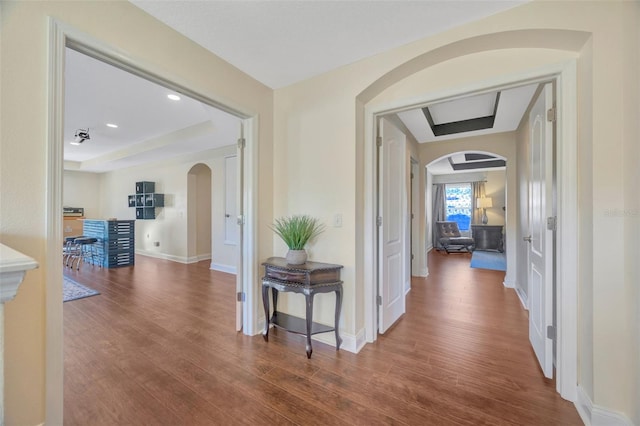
[445,183,472,231]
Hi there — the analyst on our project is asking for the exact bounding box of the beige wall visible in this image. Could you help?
[274,0,638,421]
[192,164,213,258]
[63,171,101,219]
[99,147,237,268]
[0,1,272,424]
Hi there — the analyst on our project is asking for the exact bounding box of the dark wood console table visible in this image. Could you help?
[471,224,504,252]
[262,257,343,358]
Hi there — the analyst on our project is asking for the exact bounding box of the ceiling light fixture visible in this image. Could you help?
[106,123,118,128]
[70,128,90,145]
[167,94,181,101]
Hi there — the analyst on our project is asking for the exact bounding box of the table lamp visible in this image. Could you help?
[477,197,493,224]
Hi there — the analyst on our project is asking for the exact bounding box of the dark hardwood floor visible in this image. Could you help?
[63,252,582,425]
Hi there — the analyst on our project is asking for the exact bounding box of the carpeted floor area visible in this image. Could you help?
[470,250,506,271]
[63,277,100,302]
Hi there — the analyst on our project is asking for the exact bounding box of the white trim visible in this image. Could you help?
[414,269,429,278]
[364,60,578,401]
[209,262,237,275]
[502,278,515,289]
[310,327,367,354]
[46,18,260,424]
[516,286,529,310]
[46,18,66,426]
[555,62,579,402]
[576,386,634,426]
[241,116,260,336]
[136,250,190,264]
[195,254,212,262]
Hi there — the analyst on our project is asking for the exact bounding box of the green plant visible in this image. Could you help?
[270,215,325,250]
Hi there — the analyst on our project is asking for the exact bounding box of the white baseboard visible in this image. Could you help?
[136,250,214,265]
[209,262,237,274]
[576,386,634,426]
[515,286,529,310]
[503,278,515,288]
[307,327,365,354]
[413,267,429,277]
[136,250,188,263]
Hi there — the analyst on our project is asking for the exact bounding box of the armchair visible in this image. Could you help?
[436,221,474,254]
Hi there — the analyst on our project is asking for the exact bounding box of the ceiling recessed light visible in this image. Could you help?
[167,94,181,101]
[106,123,118,128]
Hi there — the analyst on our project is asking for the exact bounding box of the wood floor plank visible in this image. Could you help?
[64,253,582,425]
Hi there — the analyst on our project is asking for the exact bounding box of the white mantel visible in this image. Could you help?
[0,243,38,426]
[0,244,39,302]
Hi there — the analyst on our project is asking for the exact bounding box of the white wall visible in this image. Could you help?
[63,170,101,219]
[99,146,237,269]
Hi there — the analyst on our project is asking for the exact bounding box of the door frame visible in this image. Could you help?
[46,19,259,424]
[363,60,578,401]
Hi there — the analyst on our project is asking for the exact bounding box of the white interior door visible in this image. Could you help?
[527,83,554,378]
[378,117,407,333]
[235,125,245,332]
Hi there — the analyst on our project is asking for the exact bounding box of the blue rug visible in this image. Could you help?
[63,277,100,302]
[470,250,506,271]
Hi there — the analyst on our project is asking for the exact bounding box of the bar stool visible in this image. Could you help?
[63,235,83,268]
[75,237,99,268]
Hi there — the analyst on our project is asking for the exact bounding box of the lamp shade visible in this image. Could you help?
[477,197,493,209]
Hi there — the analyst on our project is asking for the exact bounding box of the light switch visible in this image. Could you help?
[334,213,343,227]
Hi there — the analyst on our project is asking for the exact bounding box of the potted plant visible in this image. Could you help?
[270,215,325,264]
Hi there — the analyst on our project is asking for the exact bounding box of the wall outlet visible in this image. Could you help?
[153,241,160,247]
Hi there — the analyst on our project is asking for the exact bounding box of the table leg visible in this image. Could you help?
[272,288,279,315]
[305,293,315,359]
[262,284,270,341]
[335,287,343,351]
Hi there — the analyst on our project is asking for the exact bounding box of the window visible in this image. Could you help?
[445,183,472,231]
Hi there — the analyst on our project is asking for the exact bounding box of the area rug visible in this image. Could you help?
[63,277,100,302]
[470,250,506,271]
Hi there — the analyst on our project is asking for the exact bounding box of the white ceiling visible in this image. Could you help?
[64,48,240,173]
[396,83,538,143]
[130,0,528,89]
[65,1,531,173]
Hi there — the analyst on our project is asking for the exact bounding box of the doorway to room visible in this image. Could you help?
[366,68,576,401]
[48,22,260,422]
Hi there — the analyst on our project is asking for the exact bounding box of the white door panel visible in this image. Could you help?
[528,84,554,378]
[378,117,407,333]
[236,128,244,332]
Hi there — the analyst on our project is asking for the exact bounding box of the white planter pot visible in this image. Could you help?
[286,249,307,265]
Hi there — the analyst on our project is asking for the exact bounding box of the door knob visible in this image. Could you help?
[523,236,532,242]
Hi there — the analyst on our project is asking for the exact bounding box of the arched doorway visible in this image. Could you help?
[426,150,508,259]
[187,163,212,262]
[359,31,582,400]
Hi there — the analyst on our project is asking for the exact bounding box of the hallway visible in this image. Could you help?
[63,252,581,425]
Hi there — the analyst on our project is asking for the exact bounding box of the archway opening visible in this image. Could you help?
[187,163,213,262]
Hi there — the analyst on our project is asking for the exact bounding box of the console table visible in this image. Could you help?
[471,224,504,252]
[262,257,343,358]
